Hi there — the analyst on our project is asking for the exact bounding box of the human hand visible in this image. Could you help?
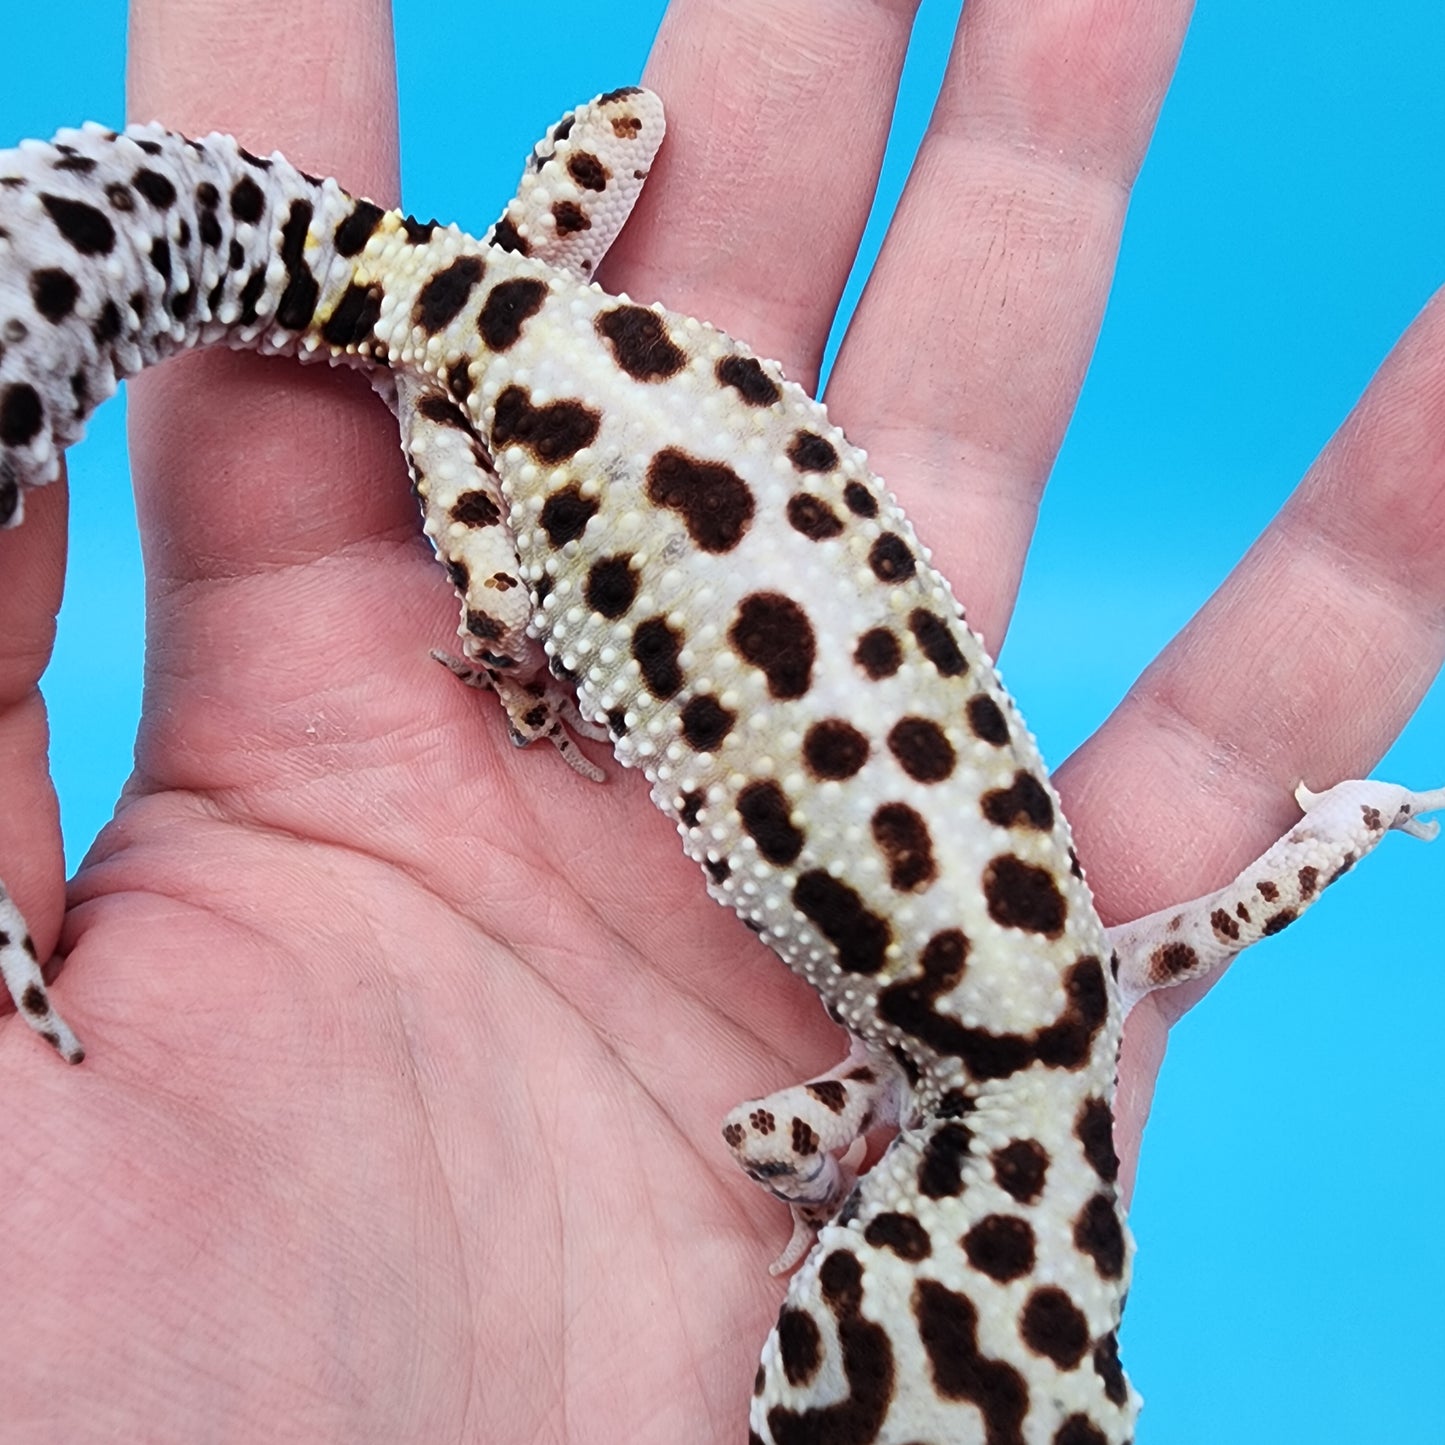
[2,1,1442,1442]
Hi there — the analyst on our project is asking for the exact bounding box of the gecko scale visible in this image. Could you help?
[0,89,1439,1444]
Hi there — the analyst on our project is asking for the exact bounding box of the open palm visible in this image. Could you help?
[2,1,1442,1441]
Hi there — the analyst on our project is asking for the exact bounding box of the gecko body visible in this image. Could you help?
[0,91,1438,1444]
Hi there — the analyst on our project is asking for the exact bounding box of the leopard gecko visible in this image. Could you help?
[0,88,1439,1445]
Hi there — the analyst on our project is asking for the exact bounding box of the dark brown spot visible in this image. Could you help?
[1149,941,1198,980]
[465,610,504,640]
[787,430,838,473]
[148,236,172,284]
[30,268,79,322]
[913,1279,1028,1445]
[551,200,590,235]
[492,386,600,463]
[1362,804,1384,832]
[1257,879,1280,902]
[92,297,123,345]
[566,150,608,191]
[0,383,43,445]
[131,167,176,207]
[605,709,627,738]
[868,532,915,583]
[319,282,383,348]
[777,1308,823,1387]
[41,193,115,254]
[1211,907,1241,942]
[1074,1192,1126,1280]
[804,1080,848,1114]
[1093,1331,1129,1406]
[967,694,1011,746]
[450,490,501,529]
[729,592,815,699]
[992,1139,1050,1204]
[413,254,485,333]
[881,944,1104,1081]
[877,928,968,1038]
[981,771,1056,832]
[538,485,599,546]
[446,359,473,403]
[749,1109,776,1134]
[723,1121,745,1149]
[871,803,936,892]
[787,493,844,541]
[793,872,890,976]
[631,616,684,699]
[1298,864,1320,898]
[963,1215,1036,1283]
[715,354,780,406]
[864,1212,931,1261]
[646,448,754,552]
[918,1120,973,1199]
[417,394,468,429]
[1055,1418,1109,1445]
[1034,956,1109,1068]
[803,719,869,781]
[909,609,968,677]
[487,215,530,256]
[854,628,902,679]
[738,781,805,866]
[887,717,955,783]
[584,555,638,618]
[842,481,877,518]
[479,277,548,351]
[984,855,1066,936]
[19,984,47,1017]
[1076,1097,1119,1184]
[679,695,736,751]
[1262,908,1298,935]
[402,215,439,246]
[596,304,686,380]
[333,199,386,256]
[1020,1287,1090,1370]
[791,1118,819,1155]
[228,174,265,224]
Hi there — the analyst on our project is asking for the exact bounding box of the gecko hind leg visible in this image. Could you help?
[1108,778,1445,1012]
[0,881,83,1062]
[722,1036,909,1273]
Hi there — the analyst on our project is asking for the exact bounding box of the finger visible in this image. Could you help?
[126,0,411,596]
[607,0,926,381]
[1065,284,1445,1189]
[0,476,67,957]
[829,0,1194,647]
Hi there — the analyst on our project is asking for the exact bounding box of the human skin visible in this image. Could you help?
[0,0,1442,1441]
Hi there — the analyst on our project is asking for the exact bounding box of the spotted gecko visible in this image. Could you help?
[0,89,1439,1444]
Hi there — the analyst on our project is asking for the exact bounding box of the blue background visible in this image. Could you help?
[4,2,1442,1438]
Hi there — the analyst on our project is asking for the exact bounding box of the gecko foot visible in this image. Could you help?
[432,650,606,782]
